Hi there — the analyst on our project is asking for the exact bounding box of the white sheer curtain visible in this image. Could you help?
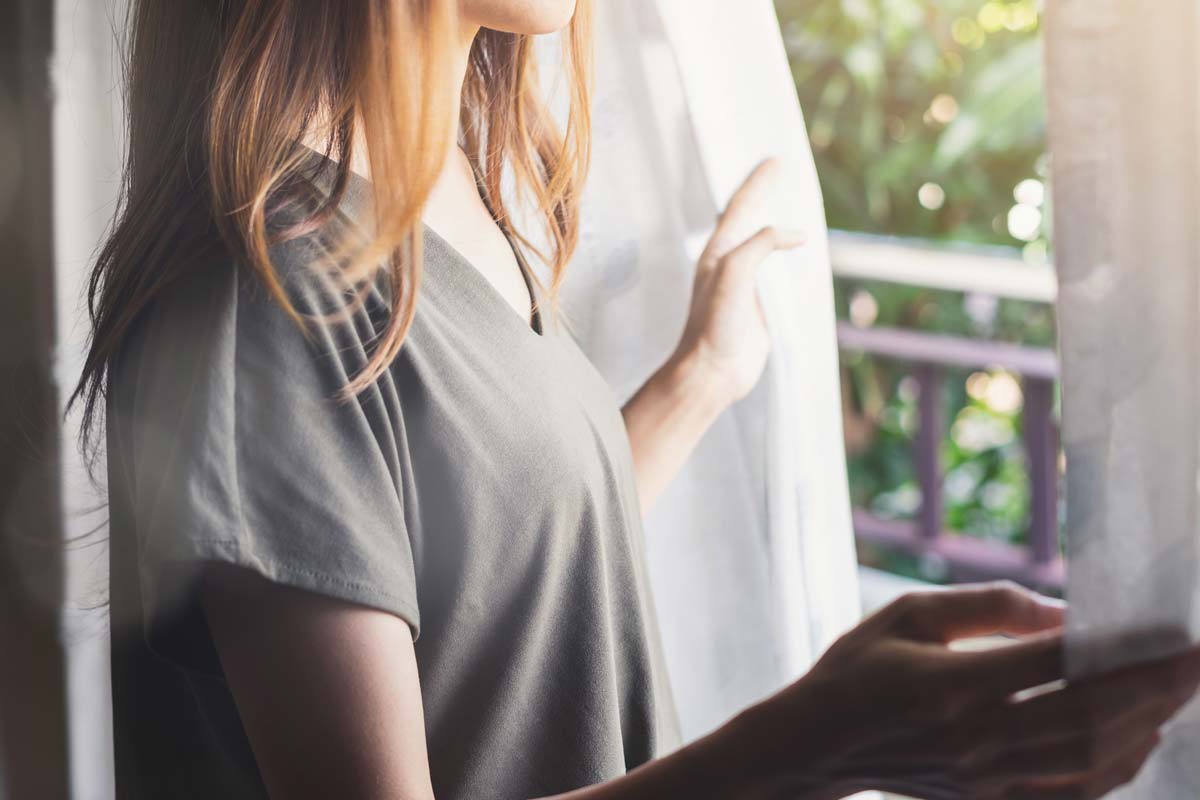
[1048,0,1200,796]
[558,0,862,742]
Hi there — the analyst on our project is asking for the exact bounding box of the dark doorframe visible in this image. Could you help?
[0,0,72,797]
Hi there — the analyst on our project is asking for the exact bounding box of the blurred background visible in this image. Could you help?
[776,0,1062,592]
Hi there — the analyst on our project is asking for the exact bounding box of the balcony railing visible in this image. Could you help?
[830,232,1064,593]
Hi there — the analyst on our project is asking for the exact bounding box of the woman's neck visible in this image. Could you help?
[447,21,482,156]
[321,19,481,181]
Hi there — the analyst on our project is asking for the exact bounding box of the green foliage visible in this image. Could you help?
[774,0,1059,576]
[776,0,1049,249]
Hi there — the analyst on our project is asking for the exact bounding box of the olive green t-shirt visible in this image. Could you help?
[105,164,680,798]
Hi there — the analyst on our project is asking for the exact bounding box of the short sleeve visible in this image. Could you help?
[110,247,419,675]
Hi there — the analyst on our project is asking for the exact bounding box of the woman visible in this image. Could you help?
[74,1,1200,798]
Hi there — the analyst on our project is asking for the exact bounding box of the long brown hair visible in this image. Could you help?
[70,0,593,464]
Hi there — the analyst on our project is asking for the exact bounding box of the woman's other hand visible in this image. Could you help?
[622,159,805,509]
[716,582,1200,800]
[671,158,805,409]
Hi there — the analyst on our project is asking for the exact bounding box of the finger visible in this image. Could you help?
[892,582,1065,643]
[949,631,1065,698]
[1007,732,1158,800]
[934,581,1065,640]
[989,698,1168,781]
[1073,644,1200,717]
[709,225,806,282]
[1071,626,1194,676]
[1004,645,1200,742]
[702,158,784,261]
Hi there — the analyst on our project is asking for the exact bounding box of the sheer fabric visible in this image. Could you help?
[1049,0,1200,795]
[555,0,862,741]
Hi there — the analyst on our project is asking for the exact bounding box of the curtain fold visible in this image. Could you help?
[558,0,861,742]
[1048,1,1200,795]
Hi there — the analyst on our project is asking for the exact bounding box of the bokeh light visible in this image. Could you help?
[918,182,947,210]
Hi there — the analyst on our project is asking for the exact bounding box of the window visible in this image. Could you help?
[777,0,1062,591]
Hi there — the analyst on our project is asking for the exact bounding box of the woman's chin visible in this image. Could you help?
[466,0,578,36]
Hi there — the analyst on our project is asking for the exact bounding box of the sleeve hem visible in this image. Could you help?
[143,537,421,676]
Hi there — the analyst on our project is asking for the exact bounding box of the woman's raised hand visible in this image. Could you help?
[673,159,805,408]
[714,582,1200,800]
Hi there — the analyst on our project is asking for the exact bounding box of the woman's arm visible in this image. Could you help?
[201,563,738,800]
[203,567,1200,800]
[200,564,437,800]
[621,160,803,511]
[620,340,735,515]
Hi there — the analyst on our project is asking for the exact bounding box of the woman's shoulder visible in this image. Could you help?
[152,227,383,343]
[117,237,387,426]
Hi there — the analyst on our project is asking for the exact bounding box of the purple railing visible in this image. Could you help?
[837,321,1065,592]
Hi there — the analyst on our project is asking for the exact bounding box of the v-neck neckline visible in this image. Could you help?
[318,146,546,339]
[422,223,545,339]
